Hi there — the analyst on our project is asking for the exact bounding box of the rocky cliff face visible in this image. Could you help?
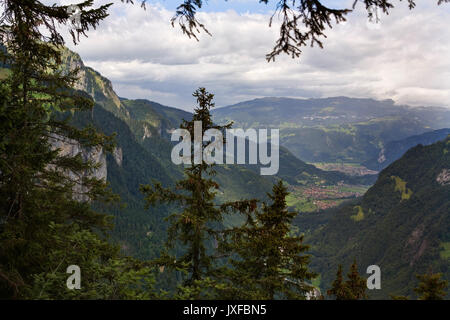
[60,48,124,116]
[54,49,129,201]
[112,147,123,167]
[437,168,450,186]
[49,134,107,202]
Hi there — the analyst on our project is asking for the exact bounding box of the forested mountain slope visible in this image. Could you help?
[307,137,450,299]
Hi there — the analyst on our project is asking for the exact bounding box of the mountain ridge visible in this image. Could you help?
[212,96,450,164]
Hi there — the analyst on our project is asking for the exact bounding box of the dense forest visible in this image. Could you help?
[0,0,448,301]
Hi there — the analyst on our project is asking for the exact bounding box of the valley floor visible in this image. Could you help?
[286,183,370,212]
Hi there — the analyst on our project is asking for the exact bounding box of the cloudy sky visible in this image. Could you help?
[56,0,450,111]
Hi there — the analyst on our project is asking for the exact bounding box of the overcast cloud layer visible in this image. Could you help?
[60,0,450,111]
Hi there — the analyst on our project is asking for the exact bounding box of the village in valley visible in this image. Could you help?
[286,183,370,212]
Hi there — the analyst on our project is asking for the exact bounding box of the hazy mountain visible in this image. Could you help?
[212,97,450,164]
[363,128,450,171]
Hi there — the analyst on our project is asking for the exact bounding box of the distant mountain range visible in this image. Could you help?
[212,97,450,164]
[363,128,450,171]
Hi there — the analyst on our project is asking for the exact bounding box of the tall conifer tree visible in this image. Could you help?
[327,265,350,300]
[0,0,155,299]
[216,181,316,299]
[328,261,367,300]
[345,260,368,300]
[141,87,257,298]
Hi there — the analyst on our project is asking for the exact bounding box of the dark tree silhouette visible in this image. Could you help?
[0,0,156,299]
[216,180,316,299]
[327,261,367,300]
[140,88,258,298]
[7,1,446,62]
[166,0,449,61]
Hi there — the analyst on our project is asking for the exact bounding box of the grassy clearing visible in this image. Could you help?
[440,242,450,260]
[391,176,413,200]
[350,205,364,221]
[311,274,321,288]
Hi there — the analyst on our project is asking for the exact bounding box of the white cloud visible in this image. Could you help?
[62,0,450,110]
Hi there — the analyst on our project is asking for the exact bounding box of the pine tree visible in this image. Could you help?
[414,270,448,300]
[345,260,368,300]
[217,181,316,299]
[141,87,256,298]
[0,0,155,299]
[327,261,367,300]
[327,265,351,300]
